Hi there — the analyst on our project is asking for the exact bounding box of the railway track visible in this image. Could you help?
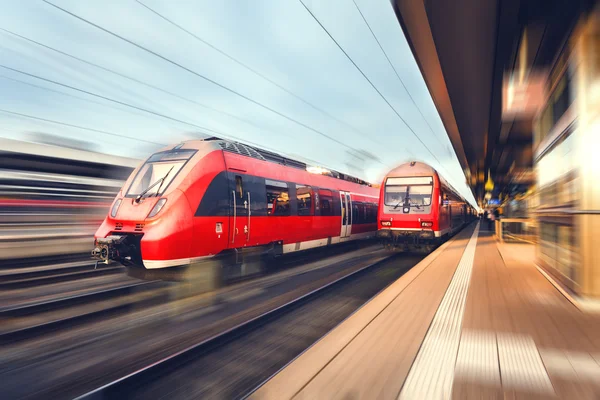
[0,253,89,269]
[76,253,421,399]
[0,262,124,289]
[0,243,399,399]
[0,277,171,344]
[0,242,376,347]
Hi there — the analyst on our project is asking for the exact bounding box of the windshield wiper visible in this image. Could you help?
[135,166,174,203]
[394,186,411,209]
[155,166,174,197]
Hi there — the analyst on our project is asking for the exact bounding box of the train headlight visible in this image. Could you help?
[147,198,167,218]
[421,221,433,228]
[110,199,122,218]
[381,221,391,227]
[402,206,410,213]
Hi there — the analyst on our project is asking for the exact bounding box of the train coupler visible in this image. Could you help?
[91,235,127,266]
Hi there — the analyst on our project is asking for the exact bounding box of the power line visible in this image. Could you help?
[350,0,474,203]
[0,50,366,179]
[134,0,387,149]
[0,108,165,145]
[0,78,349,179]
[0,27,296,142]
[0,64,225,137]
[1,104,344,177]
[0,73,176,124]
[298,1,434,158]
[1,70,311,166]
[351,0,452,158]
[0,29,382,169]
[298,0,465,187]
[42,0,373,164]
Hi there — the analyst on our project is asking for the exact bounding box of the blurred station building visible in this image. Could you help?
[0,137,137,262]
[394,0,600,298]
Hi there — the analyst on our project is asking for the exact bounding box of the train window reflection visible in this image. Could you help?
[384,183,433,206]
[266,180,290,216]
[147,149,196,162]
[319,189,333,216]
[235,176,243,200]
[296,185,313,216]
[126,161,184,197]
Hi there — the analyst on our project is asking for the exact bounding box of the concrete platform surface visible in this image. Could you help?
[251,221,600,400]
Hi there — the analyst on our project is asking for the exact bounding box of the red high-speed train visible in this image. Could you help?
[92,138,379,269]
[376,161,476,252]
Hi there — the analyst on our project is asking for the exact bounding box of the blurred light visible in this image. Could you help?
[111,199,122,218]
[485,170,494,191]
[148,198,167,218]
[307,166,331,175]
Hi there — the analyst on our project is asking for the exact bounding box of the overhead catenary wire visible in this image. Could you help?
[0,108,165,146]
[134,0,388,150]
[0,64,226,137]
[298,0,468,193]
[0,49,365,180]
[0,30,378,175]
[350,0,452,158]
[350,0,476,204]
[0,27,300,144]
[42,0,375,164]
[0,74,183,126]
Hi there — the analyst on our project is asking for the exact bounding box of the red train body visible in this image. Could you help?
[93,139,379,269]
[376,161,476,252]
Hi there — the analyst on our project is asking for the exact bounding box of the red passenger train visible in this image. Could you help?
[376,161,476,252]
[92,138,379,269]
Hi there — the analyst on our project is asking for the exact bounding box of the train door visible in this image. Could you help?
[340,191,352,238]
[229,174,250,248]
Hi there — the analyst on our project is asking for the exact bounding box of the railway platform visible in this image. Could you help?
[251,221,600,400]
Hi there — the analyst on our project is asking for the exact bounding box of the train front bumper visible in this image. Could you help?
[91,234,142,266]
[377,229,435,242]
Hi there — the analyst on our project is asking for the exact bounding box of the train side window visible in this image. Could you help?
[361,203,367,224]
[235,175,243,200]
[331,191,342,216]
[318,189,333,216]
[367,203,377,223]
[296,184,313,216]
[352,202,360,224]
[266,179,290,216]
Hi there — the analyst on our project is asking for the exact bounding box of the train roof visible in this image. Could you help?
[385,161,465,202]
[385,161,436,177]
[172,137,373,187]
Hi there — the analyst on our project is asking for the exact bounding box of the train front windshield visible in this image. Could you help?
[126,149,196,197]
[384,176,433,207]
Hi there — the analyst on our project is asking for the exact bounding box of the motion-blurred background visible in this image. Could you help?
[0,136,136,263]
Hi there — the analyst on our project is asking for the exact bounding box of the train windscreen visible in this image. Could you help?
[126,149,196,198]
[384,176,433,207]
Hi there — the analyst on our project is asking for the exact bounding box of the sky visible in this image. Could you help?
[0,0,477,206]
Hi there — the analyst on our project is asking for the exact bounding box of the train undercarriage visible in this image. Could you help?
[376,229,440,253]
